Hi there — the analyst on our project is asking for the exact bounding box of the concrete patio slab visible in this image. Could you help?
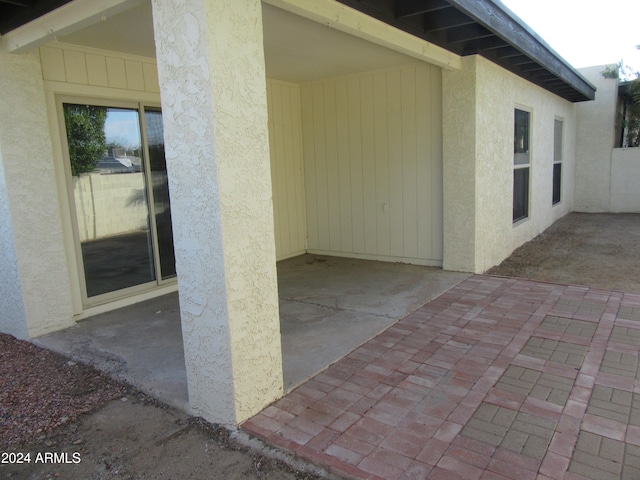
[34,292,189,411]
[243,275,640,480]
[278,255,470,389]
[35,255,469,410]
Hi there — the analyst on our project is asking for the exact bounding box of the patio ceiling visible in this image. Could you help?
[0,0,595,102]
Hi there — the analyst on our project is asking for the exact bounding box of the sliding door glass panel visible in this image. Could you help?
[64,104,156,298]
[144,107,176,279]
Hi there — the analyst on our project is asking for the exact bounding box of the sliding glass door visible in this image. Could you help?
[61,99,175,304]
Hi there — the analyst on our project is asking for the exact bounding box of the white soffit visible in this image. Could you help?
[263,0,461,72]
[1,0,143,53]
[22,0,459,82]
[262,4,421,82]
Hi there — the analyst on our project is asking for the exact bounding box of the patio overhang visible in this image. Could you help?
[335,0,596,102]
[1,0,596,102]
[0,0,143,53]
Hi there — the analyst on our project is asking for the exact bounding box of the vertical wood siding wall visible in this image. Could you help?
[300,63,443,265]
[40,44,160,93]
[266,80,307,259]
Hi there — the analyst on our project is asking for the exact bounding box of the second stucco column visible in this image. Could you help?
[151,0,283,427]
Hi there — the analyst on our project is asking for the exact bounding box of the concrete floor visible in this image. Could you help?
[36,254,469,413]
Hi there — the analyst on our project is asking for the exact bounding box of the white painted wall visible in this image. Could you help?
[444,56,577,273]
[301,63,443,265]
[610,148,640,212]
[0,49,75,338]
[575,65,619,212]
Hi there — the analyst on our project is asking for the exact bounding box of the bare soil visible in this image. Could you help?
[488,212,640,294]
[0,334,329,480]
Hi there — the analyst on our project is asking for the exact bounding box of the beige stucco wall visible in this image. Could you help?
[442,57,477,272]
[575,65,618,212]
[0,140,29,339]
[301,63,443,265]
[0,49,75,338]
[444,56,577,273]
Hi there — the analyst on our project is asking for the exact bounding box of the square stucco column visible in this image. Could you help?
[151,0,283,427]
[442,56,479,273]
[0,49,74,339]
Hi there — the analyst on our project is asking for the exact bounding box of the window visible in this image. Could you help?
[552,119,563,205]
[513,109,530,223]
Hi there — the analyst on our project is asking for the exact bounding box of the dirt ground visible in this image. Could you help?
[3,212,639,480]
[2,397,327,480]
[488,212,640,294]
[0,334,330,480]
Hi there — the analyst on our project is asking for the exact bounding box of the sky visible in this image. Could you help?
[500,0,640,77]
[104,109,141,150]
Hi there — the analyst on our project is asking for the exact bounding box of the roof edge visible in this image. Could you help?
[451,0,596,100]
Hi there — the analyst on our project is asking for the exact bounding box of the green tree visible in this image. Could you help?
[603,56,640,147]
[624,79,640,146]
[64,104,107,176]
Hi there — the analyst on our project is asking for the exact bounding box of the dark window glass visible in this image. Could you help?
[514,109,530,156]
[513,168,529,222]
[552,163,562,205]
[513,109,530,223]
[144,107,176,280]
[553,119,563,206]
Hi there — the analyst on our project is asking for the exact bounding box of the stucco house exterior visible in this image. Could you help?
[0,0,603,427]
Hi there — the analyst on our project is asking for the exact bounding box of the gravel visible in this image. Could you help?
[0,333,125,450]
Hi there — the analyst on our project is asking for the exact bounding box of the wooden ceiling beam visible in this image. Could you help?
[495,46,522,59]
[509,55,535,66]
[447,23,493,44]
[0,0,34,7]
[423,8,475,32]
[396,0,450,18]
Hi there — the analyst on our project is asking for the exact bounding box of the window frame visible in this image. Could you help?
[513,107,532,224]
[56,95,176,307]
[552,118,563,206]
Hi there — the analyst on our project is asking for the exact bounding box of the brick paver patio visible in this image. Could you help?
[242,275,640,480]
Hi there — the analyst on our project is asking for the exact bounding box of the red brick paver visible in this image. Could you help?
[242,275,640,480]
